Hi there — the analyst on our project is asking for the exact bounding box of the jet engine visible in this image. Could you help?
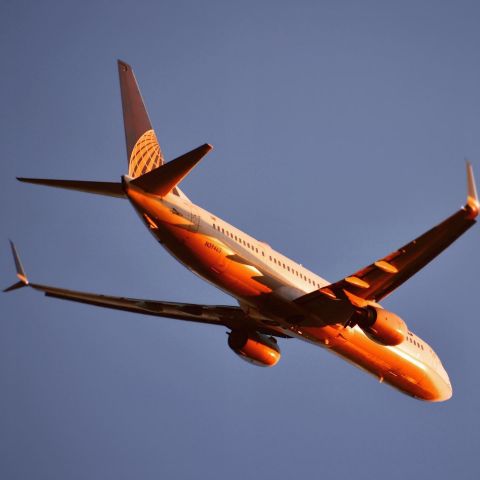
[228,330,281,367]
[354,306,408,346]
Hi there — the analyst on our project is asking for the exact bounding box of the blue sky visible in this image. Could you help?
[1,1,479,479]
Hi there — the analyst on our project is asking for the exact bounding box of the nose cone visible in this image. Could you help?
[428,366,453,402]
[432,380,453,402]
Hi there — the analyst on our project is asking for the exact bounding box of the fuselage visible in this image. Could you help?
[125,180,452,402]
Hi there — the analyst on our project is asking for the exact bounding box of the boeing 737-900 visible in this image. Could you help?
[5,60,479,401]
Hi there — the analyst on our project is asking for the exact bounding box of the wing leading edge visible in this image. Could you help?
[314,162,479,303]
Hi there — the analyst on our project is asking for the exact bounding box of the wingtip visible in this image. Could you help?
[465,160,479,219]
[17,177,42,185]
[203,143,214,153]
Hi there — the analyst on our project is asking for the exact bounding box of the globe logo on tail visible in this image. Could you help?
[128,129,163,178]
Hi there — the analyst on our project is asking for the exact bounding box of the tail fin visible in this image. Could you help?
[18,61,190,200]
[118,60,164,178]
[17,61,162,198]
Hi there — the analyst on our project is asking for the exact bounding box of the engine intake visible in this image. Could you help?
[354,306,407,346]
[228,330,281,367]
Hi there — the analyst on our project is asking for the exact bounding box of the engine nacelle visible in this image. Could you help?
[228,330,281,367]
[355,306,408,346]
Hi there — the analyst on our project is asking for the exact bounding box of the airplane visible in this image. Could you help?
[5,60,479,402]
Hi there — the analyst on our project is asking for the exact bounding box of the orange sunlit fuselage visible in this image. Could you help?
[125,179,452,402]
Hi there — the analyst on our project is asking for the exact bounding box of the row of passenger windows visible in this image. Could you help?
[213,223,262,253]
[268,255,322,287]
[406,334,424,351]
[212,223,321,287]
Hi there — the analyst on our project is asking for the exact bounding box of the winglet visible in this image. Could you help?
[466,161,479,219]
[4,241,29,292]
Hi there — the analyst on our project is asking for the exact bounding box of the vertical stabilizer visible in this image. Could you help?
[118,60,164,177]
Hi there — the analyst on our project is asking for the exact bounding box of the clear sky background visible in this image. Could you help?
[1,1,479,479]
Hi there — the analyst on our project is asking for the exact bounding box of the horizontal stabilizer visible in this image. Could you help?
[17,178,125,198]
[131,143,212,196]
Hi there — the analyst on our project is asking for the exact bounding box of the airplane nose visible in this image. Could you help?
[436,382,453,402]
[431,372,453,402]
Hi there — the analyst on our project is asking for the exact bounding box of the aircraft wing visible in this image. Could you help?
[4,242,288,337]
[318,163,479,303]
